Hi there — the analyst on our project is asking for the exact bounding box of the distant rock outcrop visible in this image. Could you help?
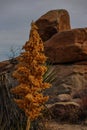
[35,9,71,41]
[45,28,87,64]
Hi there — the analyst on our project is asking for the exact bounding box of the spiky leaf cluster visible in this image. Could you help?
[11,22,51,121]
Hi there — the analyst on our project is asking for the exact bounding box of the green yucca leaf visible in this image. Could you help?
[43,64,57,84]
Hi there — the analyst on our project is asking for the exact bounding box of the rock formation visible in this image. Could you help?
[35,9,71,41]
[44,28,87,64]
[35,9,87,122]
[45,62,87,105]
[0,9,87,128]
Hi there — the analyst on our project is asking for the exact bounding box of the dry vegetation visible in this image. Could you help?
[10,22,51,130]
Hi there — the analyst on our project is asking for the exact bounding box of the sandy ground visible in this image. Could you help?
[45,121,87,130]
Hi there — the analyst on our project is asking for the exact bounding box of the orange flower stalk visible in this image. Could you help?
[11,22,51,130]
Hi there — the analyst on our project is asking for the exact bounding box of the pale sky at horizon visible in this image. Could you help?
[0,0,87,61]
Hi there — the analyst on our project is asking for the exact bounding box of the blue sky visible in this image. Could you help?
[0,0,87,61]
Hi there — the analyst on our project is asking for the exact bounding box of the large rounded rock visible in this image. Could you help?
[44,28,87,64]
[35,9,71,41]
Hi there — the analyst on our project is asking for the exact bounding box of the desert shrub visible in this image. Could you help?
[8,46,21,64]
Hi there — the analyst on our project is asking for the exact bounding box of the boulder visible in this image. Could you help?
[35,9,71,41]
[44,28,87,64]
[47,102,81,122]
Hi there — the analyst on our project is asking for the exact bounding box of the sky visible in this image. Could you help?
[0,0,87,61]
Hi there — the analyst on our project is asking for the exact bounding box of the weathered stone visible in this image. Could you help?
[44,28,87,64]
[71,98,82,105]
[35,9,71,41]
[45,63,87,104]
[72,89,87,99]
[57,94,72,102]
[47,102,80,122]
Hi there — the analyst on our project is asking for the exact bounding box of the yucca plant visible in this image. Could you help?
[0,23,57,130]
[43,64,57,84]
[10,22,51,130]
[0,61,57,130]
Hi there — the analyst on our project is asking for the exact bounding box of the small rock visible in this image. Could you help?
[58,94,72,102]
